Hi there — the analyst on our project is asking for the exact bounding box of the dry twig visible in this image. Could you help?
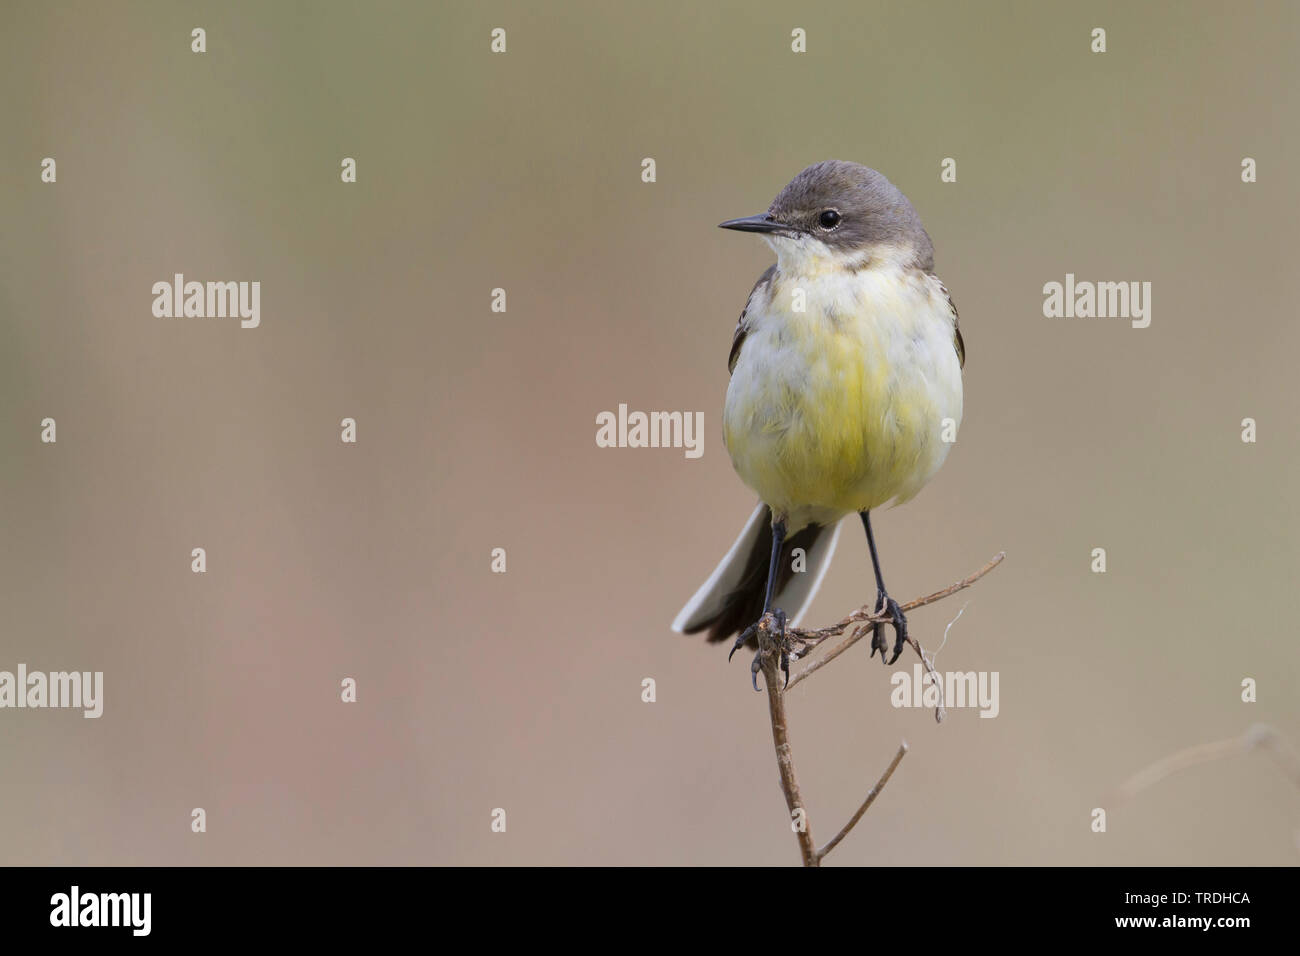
[1116,723,1300,802]
[816,742,909,862]
[748,552,1005,865]
[785,551,1004,691]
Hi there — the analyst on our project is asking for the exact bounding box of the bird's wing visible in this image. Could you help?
[931,274,964,369]
[728,264,776,375]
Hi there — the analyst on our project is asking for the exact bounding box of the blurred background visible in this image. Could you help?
[1,0,1297,865]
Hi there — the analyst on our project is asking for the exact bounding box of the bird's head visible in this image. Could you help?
[719,160,933,276]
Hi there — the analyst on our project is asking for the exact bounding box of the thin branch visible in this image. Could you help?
[816,742,908,861]
[1116,723,1300,803]
[749,552,1005,865]
[785,551,1004,692]
[912,633,948,724]
[914,602,969,724]
[756,650,818,866]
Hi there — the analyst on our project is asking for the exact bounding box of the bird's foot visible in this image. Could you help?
[870,593,908,665]
[729,608,789,691]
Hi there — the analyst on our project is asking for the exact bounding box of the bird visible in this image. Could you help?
[671,160,964,687]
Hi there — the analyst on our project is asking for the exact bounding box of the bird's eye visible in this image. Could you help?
[818,209,841,229]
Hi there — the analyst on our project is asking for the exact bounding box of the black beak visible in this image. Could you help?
[718,214,793,235]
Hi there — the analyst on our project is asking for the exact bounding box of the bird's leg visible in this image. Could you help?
[861,511,907,665]
[742,608,787,691]
[729,515,790,688]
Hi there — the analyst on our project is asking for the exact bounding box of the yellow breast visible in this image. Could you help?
[722,263,962,525]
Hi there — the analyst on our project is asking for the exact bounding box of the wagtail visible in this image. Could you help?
[672,160,965,685]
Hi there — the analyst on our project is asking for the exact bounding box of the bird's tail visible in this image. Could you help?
[671,503,842,645]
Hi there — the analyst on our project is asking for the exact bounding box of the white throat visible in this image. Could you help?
[764,235,917,278]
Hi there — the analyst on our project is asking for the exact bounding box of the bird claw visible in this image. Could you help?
[729,623,758,662]
[731,608,788,690]
[869,594,908,665]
